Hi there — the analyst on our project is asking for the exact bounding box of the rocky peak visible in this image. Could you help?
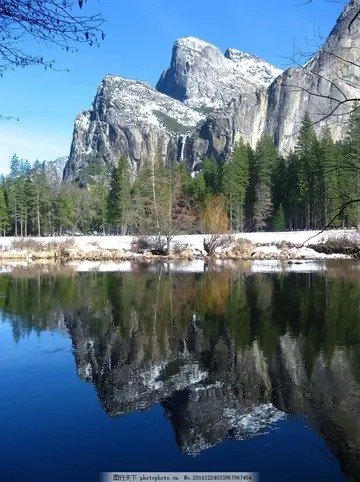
[44,156,68,184]
[156,36,282,109]
[305,0,360,83]
[339,0,360,23]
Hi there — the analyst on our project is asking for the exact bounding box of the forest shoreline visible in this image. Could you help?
[0,230,357,264]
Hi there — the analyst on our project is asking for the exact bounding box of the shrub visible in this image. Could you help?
[203,235,231,256]
[11,238,46,252]
[131,236,152,254]
[131,236,168,255]
[308,234,360,255]
[171,241,189,255]
[10,238,75,255]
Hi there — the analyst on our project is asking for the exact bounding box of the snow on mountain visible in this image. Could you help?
[156,36,283,109]
[224,48,283,87]
[99,75,205,131]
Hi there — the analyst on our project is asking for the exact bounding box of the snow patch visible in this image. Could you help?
[100,75,205,131]
[225,48,283,87]
[224,402,285,438]
[184,402,286,455]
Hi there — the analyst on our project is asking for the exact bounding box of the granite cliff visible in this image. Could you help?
[64,0,360,182]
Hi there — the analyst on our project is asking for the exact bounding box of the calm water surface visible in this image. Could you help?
[1,262,360,482]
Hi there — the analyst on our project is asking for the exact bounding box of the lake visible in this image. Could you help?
[0,261,359,482]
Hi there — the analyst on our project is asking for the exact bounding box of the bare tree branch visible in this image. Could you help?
[302,197,360,245]
[0,0,105,74]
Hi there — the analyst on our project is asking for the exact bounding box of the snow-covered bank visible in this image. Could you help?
[0,229,357,263]
[0,228,357,251]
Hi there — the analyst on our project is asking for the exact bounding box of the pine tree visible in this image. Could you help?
[253,184,272,231]
[252,135,277,231]
[203,156,222,195]
[26,161,52,236]
[272,203,285,231]
[245,144,256,228]
[272,155,291,229]
[284,152,301,230]
[319,128,342,227]
[7,155,22,235]
[296,112,320,229]
[56,187,75,235]
[131,163,153,234]
[192,173,207,206]
[223,140,249,232]
[82,162,111,234]
[341,106,360,227]
[107,157,131,235]
[0,187,9,235]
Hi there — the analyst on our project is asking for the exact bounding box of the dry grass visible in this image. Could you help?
[10,238,75,255]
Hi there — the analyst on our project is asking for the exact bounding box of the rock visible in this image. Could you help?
[31,251,57,259]
[268,0,360,153]
[113,250,126,260]
[63,248,84,260]
[277,240,291,250]
[251,245,281,259]
[193,248,207,257]
[0,250,28,259]
[101,250,113,260]
[288,247,325,260]
[178,249,194,259]
[221,242,255,259]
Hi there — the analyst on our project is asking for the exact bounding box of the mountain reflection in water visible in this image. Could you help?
[1,263,360,481]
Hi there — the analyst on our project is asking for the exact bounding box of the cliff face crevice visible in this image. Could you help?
[64,0,360,182]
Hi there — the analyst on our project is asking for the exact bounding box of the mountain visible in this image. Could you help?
[44,156,68,183]
[64,0,360,182]
[63,76,205,180]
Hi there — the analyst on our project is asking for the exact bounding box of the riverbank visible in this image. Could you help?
[0,229,358,263]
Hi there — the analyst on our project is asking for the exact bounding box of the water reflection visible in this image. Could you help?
[1,265,360,479]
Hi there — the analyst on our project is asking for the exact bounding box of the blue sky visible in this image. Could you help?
[0,0,346,173]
